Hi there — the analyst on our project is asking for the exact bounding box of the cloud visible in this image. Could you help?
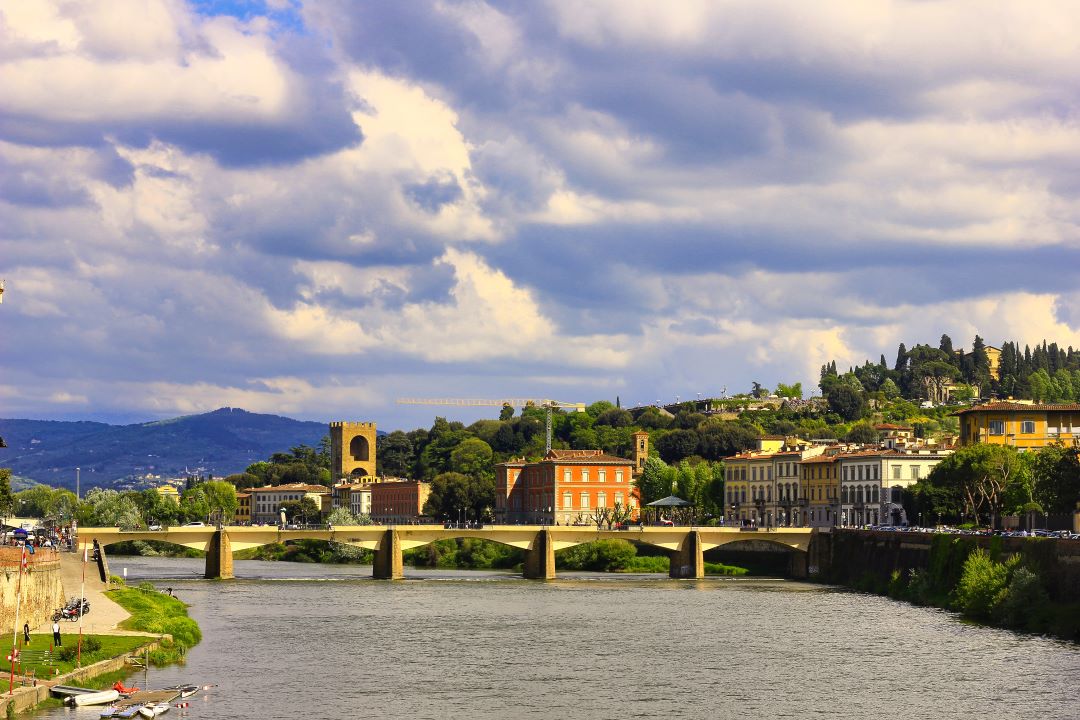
[2,0,1080,429]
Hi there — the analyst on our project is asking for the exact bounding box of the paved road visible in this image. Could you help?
[33,552,139,636]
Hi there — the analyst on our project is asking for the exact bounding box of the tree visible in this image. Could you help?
[827,384,866,422]
[0,468,14,523]
[916,360,959,404]
[698,422,759,460]
[280,496,320,524]
[1031,444,1080,514]
[879,378,901,400]
[424,471,495,522]
[499,404,515,421]
[844,423,880,445]
[191,480,239,524]
[635,457,674,504]
[775,382,803,399]
[594,408,633,427]
[378,431,415,477]
[751,382,769,398]
[80,488,142,529]
[450,438,494,478]
[656,429,699,463]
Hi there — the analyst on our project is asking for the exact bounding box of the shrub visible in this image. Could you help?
[109,575,126,587]
[993,567,1048,630]
[952,550,1018,621]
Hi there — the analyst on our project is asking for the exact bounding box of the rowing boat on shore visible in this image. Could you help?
[73,689,120,706]
[138,702,171,717]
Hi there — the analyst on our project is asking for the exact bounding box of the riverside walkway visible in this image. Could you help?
[78,525,815,581]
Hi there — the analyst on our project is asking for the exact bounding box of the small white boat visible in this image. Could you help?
[163,684,199,698]
[138,703,171,718]
[100,706,118,718]
[73,690,121,706]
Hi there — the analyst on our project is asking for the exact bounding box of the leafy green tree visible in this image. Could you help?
[80,488,142,529]
[377,431,415,477]
[656,429,699,463]
[843,423,880,444]
[879,378,901,400]
[698,422,759,460]
[594,408,633,427]
[635,457,674,504]
[827,384,866,422]
[775,382,803,399]
[1030,444,1080,514]
[279,497,320,524]
[0,468,14,523]
[635,407,672,429]
[14,484,53,517]
[499,404,515,421]
[423,471,495,522]
[191,480,239,523]
[450,438,494,478]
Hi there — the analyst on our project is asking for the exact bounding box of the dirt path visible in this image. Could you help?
[33,551,146,636]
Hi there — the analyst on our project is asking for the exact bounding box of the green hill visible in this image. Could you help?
[0,408,328,489]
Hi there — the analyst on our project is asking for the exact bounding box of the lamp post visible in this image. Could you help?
[75,467,80,501]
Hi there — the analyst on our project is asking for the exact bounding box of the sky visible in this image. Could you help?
[1,0,1079,431]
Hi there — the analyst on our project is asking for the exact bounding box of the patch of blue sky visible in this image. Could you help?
[188,0,305,33]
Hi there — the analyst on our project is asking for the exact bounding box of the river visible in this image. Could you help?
[37,557,1080,720]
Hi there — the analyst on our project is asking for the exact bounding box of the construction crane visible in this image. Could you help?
[396,398,587,453]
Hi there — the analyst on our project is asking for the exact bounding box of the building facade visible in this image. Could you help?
[236,492,251,524]
[495,449,638,525]
[802,454,838,528]
[248,484,330,524]
[954,402,1080,449]
[370,481,431,524]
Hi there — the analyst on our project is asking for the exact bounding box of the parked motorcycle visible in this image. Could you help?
[53,597,90,622]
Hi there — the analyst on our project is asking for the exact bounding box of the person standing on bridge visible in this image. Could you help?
[52,620,61,647]
[23,621,30,646]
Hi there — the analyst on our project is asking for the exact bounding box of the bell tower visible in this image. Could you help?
[631,431,650,476]
[330,421,378,480]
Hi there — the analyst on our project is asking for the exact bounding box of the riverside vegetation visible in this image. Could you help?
[853,535,1079,641]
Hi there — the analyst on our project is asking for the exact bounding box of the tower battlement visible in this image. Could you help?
[329,421,377,430]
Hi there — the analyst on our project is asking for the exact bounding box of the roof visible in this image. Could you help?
[646,495,693,507]
[874,423,913,430]
[800,455,836,464]
[952,402,1080,416]
[248,483,330,494]
[543,449,633,465]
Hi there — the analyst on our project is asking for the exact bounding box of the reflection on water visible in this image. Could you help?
[37,557,1080,720]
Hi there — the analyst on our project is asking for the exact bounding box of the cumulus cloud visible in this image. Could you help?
[2,0,1079,426]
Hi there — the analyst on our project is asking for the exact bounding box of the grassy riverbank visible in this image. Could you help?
[109,584,202,665]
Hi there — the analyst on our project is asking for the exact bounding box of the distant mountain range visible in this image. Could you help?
[0,408,333,490]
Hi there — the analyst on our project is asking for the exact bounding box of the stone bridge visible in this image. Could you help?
[78,525,815,581]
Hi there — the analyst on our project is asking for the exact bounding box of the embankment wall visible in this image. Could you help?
[0,548,65,631]
[812,530,1080,602]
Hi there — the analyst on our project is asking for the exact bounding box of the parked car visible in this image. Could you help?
[148,524,162,531]
[183,521,206,527]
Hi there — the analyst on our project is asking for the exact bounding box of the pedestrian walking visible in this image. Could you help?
[23,621,30,646]
[52,620,61,647]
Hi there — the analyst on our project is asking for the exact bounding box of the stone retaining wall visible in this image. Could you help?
[0,548,65,631]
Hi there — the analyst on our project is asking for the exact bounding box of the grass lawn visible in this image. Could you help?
[109,586,202,665]
[5,632,151,691]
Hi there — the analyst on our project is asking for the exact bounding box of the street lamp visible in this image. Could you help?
[75,467,80,501]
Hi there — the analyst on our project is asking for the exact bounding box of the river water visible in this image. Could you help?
[37,558,1080,720]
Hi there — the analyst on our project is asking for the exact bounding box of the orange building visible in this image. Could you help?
[370,480,432,524]
[495,449,638,525]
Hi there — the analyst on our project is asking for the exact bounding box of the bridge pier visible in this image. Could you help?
[669,530,703,579]
[523,529,555,580]
[204,530,234,579]
[373,528,403,580]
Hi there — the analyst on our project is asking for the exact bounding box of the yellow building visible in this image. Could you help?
[236,492,251,524]
[802,454,839,528]
[154,485,181,504]
[953,402,1080,450]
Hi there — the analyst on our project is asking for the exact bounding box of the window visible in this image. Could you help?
[910,466,921,480]
[580,493,589,509]
[989,420,1005,435]
[616,470,624,483]
[581,470,589,483]
[615,492,624,506]
[598,470,606,483]
[892,465,902,480]
[1020,420,1035,434]
[562,492,572,509]
[597,492,607,508]
[872,486,879,503]
[563,469,572,483]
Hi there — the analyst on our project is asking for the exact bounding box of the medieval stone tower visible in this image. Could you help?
[329,421,378,480]
[631,430,650,476]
